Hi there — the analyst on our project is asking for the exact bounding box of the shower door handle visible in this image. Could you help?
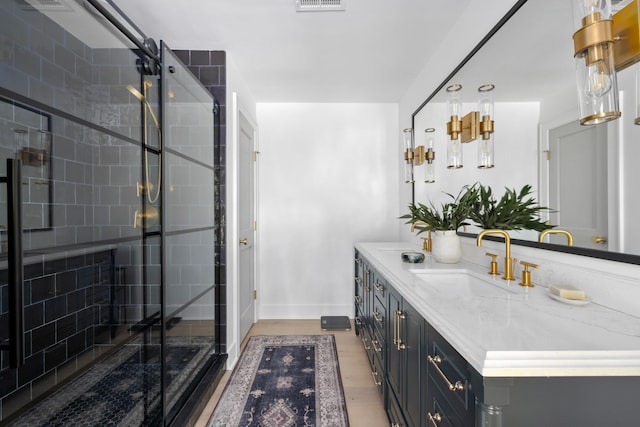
[5,159,25,368]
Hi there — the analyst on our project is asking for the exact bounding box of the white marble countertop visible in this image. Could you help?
[356,242,640,378]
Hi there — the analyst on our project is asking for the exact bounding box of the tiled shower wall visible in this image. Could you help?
[0,2,147,419]
[0,249,116,417]
[0,0,147,319]
[173,50,227,351]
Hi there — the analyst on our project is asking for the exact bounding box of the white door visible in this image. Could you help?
[238,111,256,340]
[548,121,608,249]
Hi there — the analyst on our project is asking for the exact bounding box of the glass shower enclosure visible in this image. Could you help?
[0,0,223,425]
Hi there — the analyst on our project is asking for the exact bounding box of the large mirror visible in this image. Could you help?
[411,0,640,264]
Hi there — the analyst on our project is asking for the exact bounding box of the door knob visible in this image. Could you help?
[239,238,248,245]
[591,236,607,244]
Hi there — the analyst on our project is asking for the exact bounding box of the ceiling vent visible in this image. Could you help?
[20,0,73,11]
[296,0,346,12]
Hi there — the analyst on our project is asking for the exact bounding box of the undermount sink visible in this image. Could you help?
[377,247,417,252]
[413,269,522,298]
[409,267,469,274]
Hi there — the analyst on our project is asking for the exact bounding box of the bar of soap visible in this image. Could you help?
[549,284,586,301]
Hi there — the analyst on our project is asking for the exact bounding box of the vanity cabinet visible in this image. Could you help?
[425,324,478,427]
[355,250,476,427]
[354,253,365,335]
[387,285,424,427]
[354,251,384,396]
[355,250,425,427]
[355,243,640,427]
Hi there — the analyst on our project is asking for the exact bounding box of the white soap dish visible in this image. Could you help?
[547,290,591,306]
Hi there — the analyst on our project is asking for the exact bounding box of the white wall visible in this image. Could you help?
[256,103,400,319]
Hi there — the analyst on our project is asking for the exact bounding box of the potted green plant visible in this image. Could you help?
[466,183,553,231]
[401,186,476,263]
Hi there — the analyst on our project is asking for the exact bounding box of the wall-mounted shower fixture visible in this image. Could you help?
[127,80,162,206]
[133,206,159,229]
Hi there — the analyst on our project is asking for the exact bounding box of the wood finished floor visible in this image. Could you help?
[195,319,389,427]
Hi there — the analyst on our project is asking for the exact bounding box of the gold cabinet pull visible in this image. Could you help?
[427,355,465,392]
[427,411,442,426]
[362,336,371,350]
[239,238,248,245]
[374,281,384,293]
[396,310,406,351]
[592,236,607,244]
[355,277,362,285]
[392,310,398,346]
[371,370,382,386]
[354,316,363,327]
[372,338,383,353]
[373,311,383,324]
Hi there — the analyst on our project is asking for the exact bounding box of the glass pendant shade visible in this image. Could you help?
[477,84,495,169]
[446,85,463,169]
[478,137,494,169]
[447,139,462,169]
[446,84,463,119]
[572,0,621,125]
[572,0,611,27]
[424,128,436,182]
[403,128,414,183]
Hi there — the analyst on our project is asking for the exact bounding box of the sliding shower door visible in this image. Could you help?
[1,0,156,424]
[0,2,222,424]
[160,44,218,422]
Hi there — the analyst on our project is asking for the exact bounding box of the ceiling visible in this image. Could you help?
[110,0,471,103]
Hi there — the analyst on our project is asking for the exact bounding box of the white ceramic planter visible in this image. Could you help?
[432,230,462,263]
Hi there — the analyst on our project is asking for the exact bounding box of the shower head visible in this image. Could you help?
[127,84,145,102]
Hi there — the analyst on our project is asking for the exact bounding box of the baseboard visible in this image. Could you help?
[259,304,354,320]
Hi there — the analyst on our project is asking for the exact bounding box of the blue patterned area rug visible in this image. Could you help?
[208,335,349,427]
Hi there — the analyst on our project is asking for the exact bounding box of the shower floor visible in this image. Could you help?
[10,336,215,426]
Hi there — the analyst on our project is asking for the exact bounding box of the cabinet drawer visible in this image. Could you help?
[371,350,384,397]
[371,324,385,368]
[372,292,386,340]
[386,379,406,427]
[372,273,386,300]
[426,390,468,427]
[361,326,376,368]
[427,326,474,418]
[354,307,365,336]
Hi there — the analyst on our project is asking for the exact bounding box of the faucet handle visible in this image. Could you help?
[485,252,499,275]
[519,260,539,288]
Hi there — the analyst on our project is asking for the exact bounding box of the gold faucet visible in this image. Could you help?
[538,229,574,246]
[411,221,432,253]
[477,229,514,281]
